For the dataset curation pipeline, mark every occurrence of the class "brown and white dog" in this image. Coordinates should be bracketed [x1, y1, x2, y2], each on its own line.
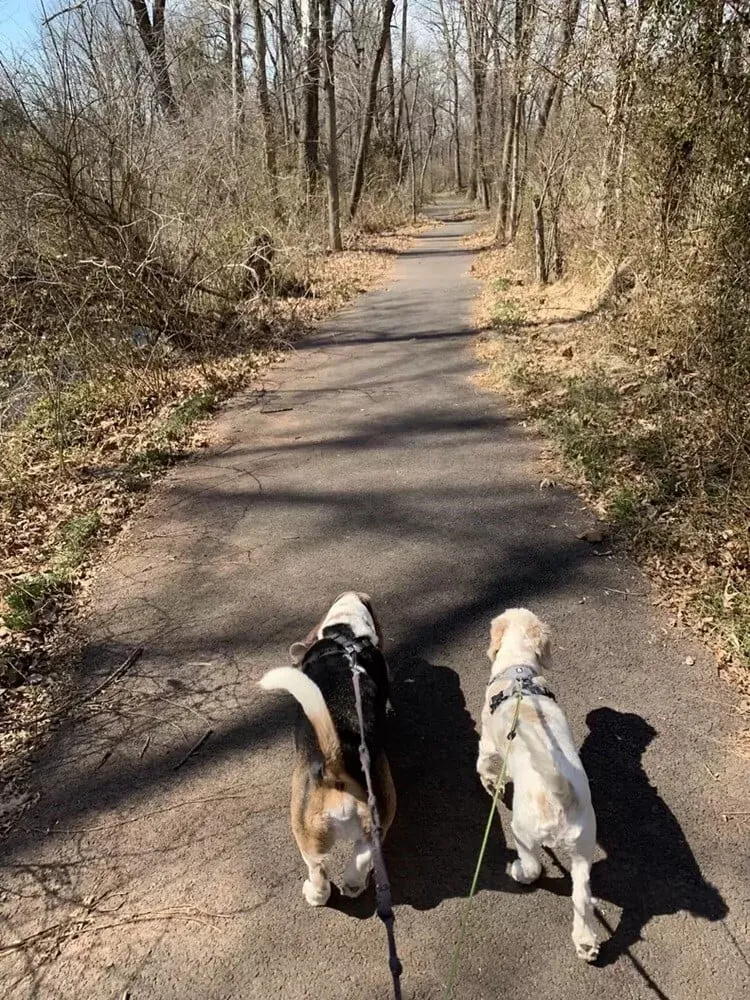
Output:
[477, 608, 600, 961]
[260, 592, 396, 906]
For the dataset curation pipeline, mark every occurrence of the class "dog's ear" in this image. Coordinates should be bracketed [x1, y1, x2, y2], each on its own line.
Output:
[289, 641, 308, 665]
[289, 620, 325, 666]
[487, 613, 508, 661]
[529, 616, 553, 668]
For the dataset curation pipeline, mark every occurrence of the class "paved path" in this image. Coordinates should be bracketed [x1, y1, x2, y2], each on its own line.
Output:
[2, 206, 748, 1000]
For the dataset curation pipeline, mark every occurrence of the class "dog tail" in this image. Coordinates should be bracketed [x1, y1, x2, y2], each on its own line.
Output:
[517, 728, 577, 807]
[259, 667, 342, 771]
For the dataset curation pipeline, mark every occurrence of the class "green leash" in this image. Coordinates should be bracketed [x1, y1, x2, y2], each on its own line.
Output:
[443, 689, 523, 999]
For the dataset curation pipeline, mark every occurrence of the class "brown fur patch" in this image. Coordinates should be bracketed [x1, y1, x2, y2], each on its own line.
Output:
[488, 614, 508, 660]
[289, 748, 395, 860]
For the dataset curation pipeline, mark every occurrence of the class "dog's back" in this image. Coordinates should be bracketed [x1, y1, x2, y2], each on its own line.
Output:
[296, 625, 389, 785]
[505, 699, 594, 843]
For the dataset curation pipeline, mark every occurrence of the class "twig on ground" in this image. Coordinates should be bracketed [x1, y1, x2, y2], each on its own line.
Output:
[173, 728, 213, 771]
[604, 588, 650, 597]
[57, 791, 258, 834]
[0, 905, 237, 955]
[0, 646, 143, 730]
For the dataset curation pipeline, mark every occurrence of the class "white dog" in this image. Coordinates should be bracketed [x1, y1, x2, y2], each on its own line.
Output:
[476, 608, 600, 961]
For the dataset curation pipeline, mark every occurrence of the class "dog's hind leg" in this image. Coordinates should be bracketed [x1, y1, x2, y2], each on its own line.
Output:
[341, 838, 373, 897]
[291, 767, 333, 907]
[510, 821, 543, 884]
[570, 847, 599, 961]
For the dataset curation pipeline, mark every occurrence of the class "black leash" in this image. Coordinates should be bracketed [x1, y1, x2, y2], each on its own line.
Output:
[348, 649, 403, 1000]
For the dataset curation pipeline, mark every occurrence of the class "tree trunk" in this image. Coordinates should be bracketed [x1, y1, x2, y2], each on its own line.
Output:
[451, 60, 462, 189]
[467, 139, 477, 201]
[395, 0, 408, 143]
[228, 0, 244, 156]
[348, 0, 396, 220]
[533, 194, 547, 284]
[419, 106, 438, 199]
[471, 66, 489, 209]
[384, 26, 396, 158]
[494, 88, 516, 241]
[320, 0, 342, 249]
[129, 0, 178, 117]
[275, 0, 292, 143]
[550, 205, 564, 278]
[250, 0, 280, 216]
[402, 83, 418, 222]
[506, 93, 523, 242]
[300, 0, 321, 196]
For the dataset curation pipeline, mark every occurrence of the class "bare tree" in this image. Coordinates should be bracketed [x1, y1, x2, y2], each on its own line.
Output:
[300, 0, 321, 195]
[348, 0, 397, 219]
[462, 0, 496, 208]
[320, 0, 342, 248]
[225, 0, 245, 155]
[250, 0, 280, 213]
[129, 0, 178, 116]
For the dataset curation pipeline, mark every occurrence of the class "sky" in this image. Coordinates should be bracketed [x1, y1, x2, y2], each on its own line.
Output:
[0, 0, 42, 55]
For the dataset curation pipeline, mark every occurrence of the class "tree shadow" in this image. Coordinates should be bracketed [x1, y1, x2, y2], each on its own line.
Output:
[580, 707, 728, 967]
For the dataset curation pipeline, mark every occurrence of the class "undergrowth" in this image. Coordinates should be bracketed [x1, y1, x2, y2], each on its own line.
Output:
[475, 245, 750, 696]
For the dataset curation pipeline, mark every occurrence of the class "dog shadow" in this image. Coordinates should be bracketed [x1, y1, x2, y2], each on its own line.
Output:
[384, 657, 516, 909]
[580, 707, 728, 966]
[331, 658, 582, 918]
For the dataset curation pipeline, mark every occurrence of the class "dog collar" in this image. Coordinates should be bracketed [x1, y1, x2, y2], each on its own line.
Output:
[488, 665, 556, 715]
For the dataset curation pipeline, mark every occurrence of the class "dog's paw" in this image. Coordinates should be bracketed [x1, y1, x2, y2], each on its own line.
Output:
[340, 879, 368, 898]
[303, 879, 331, 907]
[480, 774, 497, 798]
[574, 939, 599, 963]
[510, 859, 540, 884]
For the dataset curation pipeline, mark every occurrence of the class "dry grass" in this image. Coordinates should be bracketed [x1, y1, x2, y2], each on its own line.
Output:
[474, 243, 750, 733]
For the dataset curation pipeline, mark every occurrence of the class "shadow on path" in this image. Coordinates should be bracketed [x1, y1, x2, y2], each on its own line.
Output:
[581, 708, 728, 967]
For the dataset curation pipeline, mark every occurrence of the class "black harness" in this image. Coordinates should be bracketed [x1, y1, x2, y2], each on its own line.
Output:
[488, 665, 556, 715]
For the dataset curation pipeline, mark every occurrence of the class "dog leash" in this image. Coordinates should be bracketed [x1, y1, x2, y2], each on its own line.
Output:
[348, 650, 403, 1000]
[443, 685, 524, 999]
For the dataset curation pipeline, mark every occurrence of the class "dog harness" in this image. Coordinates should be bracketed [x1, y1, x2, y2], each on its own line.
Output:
[311, 629, 402, 999]
[488, 664, 556, 715]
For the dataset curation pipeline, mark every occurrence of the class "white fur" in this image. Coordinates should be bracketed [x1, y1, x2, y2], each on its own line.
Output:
[319, 591, 378, 643]
[477, 608, 600, 961]
[259, 666, 329, 718]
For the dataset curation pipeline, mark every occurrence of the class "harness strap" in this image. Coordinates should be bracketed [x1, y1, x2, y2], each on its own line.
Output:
[488, 665, 556, 715]
[348, 647, 403, 1000]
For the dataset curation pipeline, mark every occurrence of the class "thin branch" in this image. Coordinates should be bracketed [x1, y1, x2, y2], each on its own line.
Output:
[42, 1, 88, 27]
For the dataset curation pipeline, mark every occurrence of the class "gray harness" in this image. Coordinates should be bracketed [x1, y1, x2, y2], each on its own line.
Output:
[488, 664, 556, 715]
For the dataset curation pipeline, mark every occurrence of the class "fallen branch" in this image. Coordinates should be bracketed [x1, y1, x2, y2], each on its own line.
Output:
[0, 647, 143, 730]
[0, 905, 237, 955]
[173, 728, 213, 771]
